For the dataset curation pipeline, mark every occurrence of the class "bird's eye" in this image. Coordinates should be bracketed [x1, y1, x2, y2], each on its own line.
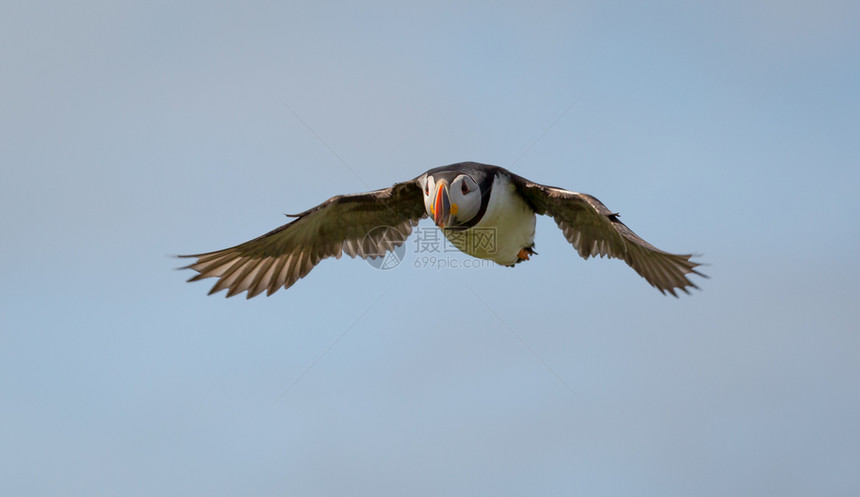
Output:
[425, 183, 430, 195]
[461, 182, 470, 194]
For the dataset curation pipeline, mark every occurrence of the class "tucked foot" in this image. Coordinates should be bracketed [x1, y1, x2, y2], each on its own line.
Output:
[516, 245, 537, 264]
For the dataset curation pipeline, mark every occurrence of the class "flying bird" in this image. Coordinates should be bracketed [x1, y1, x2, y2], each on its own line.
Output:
[180, 162, 705, 298]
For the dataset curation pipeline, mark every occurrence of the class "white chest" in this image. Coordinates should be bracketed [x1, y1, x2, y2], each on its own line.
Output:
[442, 174, 536, 265]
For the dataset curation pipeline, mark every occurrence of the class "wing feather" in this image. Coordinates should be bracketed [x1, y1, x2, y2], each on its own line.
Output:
[509, 172, 705, 296]
[180, 179, 426, 298]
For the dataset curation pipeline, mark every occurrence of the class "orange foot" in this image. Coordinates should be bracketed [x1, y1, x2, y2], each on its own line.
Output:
[517, 246, 537, 263]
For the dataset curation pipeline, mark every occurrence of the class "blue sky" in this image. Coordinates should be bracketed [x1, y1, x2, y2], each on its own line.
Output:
[2, 1, 859, 495]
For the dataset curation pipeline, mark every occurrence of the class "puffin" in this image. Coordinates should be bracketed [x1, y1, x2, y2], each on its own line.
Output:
[180, 162, 705, 298]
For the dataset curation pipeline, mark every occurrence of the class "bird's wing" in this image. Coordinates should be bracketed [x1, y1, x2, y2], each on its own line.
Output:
[179, 179, 426, 298]
[508, 172, 705, 296]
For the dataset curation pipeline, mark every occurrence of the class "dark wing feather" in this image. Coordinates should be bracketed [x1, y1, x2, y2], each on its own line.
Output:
[179, 179, 426, 298]
[509, 173, 705, 296]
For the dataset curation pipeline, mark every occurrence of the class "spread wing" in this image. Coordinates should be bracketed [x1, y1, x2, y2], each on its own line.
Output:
[509, 172, 705, 296]
[179, 179, 426, 298]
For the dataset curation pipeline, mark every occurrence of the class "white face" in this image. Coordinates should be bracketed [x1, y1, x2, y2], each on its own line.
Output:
[423, 174, 482, 227]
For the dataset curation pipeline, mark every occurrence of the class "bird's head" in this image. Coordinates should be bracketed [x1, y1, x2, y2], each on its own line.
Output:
[422, 172, 484, 228]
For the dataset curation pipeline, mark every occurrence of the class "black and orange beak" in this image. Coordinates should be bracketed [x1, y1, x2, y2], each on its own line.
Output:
[432, 181, 451, 227]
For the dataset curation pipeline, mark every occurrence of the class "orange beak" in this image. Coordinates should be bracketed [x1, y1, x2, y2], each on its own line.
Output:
[433, 181, 451, 227]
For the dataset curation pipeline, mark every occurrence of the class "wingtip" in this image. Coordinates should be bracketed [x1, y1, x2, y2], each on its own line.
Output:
[692, 263, 710, 275]
[173, 254, 195, 271]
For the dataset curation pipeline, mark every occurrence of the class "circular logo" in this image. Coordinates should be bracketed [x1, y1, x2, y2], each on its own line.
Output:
[363, 225, 407, 270]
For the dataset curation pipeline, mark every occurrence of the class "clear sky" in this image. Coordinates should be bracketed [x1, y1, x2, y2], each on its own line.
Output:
[2, 1, 859, 496]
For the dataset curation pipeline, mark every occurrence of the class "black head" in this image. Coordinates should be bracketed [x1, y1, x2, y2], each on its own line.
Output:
[420, 162, 500, 229]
